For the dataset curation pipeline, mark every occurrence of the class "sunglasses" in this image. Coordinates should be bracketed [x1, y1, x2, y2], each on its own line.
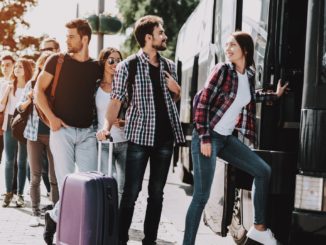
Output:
[107, 57, 121, 65]
[40, 47, 55, 52]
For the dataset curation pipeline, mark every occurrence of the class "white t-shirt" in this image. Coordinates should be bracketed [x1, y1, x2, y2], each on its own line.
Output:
[96, 87, 127, 143]
[213, 71, 251, 135]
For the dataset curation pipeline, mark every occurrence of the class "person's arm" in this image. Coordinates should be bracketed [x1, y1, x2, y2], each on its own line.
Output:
[195, 64, 227, 157]
[0, 82, 12, 112]
[256, 79, 289, 102]
[17, 82, 33, 113]
[34, 70, 67, 131]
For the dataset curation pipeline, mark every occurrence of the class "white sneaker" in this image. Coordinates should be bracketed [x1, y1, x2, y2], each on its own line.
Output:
[247, 226, 278, 245]
[28, 215, 40, 227]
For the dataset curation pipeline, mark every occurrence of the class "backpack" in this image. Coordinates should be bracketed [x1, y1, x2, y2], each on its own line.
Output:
[117, 55, 171, 119]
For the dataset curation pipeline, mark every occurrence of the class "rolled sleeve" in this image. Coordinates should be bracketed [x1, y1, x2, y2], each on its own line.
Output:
[111, 61, 128, 102]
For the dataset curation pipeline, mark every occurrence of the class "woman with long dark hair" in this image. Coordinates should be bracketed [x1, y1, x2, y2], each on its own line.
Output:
[0, 58, 33, 208]
[183, 31, 288, 245]
[96, 47, 127, 204]
[17, 52, 59, 226]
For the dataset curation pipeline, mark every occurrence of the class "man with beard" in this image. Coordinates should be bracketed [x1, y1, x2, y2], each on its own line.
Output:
[35, 18, 102, 245]
[97, 15, 185, 245]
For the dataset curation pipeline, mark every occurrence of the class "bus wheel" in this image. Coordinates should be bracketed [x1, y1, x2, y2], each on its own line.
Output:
[228, 190, 247, 245]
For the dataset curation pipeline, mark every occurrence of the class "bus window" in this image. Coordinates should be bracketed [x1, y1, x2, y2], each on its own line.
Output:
[321, 2, 326, 84]
[242, 0, 270, 89]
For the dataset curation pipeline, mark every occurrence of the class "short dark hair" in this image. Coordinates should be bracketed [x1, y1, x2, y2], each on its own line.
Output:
[42, 38, 60, 50]
[134, 15, 164, 48]
[65, 18, 92, 43]
[231, 31, 255, 68]
[0, 53, 15, 64]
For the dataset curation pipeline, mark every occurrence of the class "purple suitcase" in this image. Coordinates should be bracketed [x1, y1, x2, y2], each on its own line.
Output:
[56, 141, 118, 245]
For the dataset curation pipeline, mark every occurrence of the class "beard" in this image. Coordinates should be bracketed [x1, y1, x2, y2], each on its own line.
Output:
[152, 40, 167, 51]
[67, 43, 83, 53]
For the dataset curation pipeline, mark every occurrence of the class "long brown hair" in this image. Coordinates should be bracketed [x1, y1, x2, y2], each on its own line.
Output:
[231, 31, 255, 68]
[12, 58, 33, 95]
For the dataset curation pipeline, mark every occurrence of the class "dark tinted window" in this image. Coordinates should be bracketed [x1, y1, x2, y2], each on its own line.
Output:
[321, 2, 326, 84]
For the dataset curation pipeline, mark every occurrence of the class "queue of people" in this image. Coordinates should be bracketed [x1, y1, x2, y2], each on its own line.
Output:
[0, 15, 288, 245]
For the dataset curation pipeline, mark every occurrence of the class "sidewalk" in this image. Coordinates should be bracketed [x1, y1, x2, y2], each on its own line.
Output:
[0, 160, 235, 245]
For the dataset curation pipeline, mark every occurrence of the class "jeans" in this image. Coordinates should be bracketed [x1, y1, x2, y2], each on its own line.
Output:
[101, 141, 127, 204]
[4, 126, 27, 195]
[27, 135, 58, 215]
[48, 126, 97, 222]
[183, 129, 271, 245]
[119, 141, 174, 244]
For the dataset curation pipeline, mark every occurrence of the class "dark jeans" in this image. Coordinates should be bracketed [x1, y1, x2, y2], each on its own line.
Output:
[183, 129, 271, 245]
[119, 141, 174, 244]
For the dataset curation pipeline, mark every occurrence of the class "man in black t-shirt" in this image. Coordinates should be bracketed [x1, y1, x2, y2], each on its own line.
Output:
[35, 18, 102, 245]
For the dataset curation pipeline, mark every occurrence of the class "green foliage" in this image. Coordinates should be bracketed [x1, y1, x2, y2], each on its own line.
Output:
[117, 0, 199, 59]
[0, 0, 44, 59]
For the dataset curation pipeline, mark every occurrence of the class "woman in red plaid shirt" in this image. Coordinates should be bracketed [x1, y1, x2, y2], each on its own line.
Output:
[183, 31, 288, 245]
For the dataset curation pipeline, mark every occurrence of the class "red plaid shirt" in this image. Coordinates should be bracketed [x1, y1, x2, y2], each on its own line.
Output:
[194, 62, 277, 145]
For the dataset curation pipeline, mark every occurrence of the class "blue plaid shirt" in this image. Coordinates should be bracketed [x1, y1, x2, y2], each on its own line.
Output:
[111, 49, 185, 146]
[17, 81, 43, 141]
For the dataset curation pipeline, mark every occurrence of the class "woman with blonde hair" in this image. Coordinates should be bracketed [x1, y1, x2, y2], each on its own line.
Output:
[0, 58, 33, 208]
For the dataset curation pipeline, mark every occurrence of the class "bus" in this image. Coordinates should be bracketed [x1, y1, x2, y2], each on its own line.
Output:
[174, 0, 326, 244]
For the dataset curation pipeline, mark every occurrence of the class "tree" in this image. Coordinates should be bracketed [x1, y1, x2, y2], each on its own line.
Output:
[0, 0, 43, 59]
[117, 0, 199, 59]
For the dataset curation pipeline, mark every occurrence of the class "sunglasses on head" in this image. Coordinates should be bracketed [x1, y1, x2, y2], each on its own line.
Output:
[40, 47, 55, 52]
[107, 57, 121, 65]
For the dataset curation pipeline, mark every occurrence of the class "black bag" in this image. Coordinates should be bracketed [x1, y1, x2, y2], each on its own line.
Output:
[11, 104, 32, 144]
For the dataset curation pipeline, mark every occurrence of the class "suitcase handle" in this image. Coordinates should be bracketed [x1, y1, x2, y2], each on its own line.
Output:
[98, 137, 113, 177]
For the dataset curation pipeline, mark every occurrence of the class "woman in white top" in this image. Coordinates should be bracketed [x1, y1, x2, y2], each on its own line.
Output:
[96, 47, 127, 204]
[183, 32, 288, 245]
[0, 58, 33, 208]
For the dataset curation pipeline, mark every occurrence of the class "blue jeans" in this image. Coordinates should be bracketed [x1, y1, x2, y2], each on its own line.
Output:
[4, 126, 28, 194]
[183, 129, 271, 245]
[101, 141, 127, 204]
[119, 141, 174, 244]
[48, 126, 97, 222]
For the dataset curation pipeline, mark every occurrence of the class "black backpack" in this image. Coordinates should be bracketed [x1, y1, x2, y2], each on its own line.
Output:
[118, 55, 171, 119]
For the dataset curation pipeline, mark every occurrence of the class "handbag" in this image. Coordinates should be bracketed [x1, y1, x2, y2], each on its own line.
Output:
[35, 53, 64, 127]
[11, 104, 32, 143]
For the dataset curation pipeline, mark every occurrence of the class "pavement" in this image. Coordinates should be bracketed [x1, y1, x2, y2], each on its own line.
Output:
[0, 158, 235, 245]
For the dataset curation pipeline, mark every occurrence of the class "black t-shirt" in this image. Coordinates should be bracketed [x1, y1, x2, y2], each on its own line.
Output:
[149, 63, 173, 145]
[44, 54, 101, 128]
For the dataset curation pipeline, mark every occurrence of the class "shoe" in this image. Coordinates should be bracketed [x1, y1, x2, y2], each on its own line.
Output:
[28, 215, 41, 227]
[44, 212, 56, 245]
[2, 192, 13, 207]
[247, 226, 278, 245]
[41, 204, 54, 214]
[16, 194, 25, 207]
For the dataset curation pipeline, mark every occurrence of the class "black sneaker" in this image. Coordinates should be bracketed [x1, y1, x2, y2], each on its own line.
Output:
[43, 212, 56, 245]
[41, 204, 54, 214]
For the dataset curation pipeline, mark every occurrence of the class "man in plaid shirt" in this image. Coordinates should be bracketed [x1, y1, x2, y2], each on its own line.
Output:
[97, 15, 185, 245]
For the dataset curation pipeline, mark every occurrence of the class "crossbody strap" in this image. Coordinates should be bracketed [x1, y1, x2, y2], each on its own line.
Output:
[50, 53, 65, 98]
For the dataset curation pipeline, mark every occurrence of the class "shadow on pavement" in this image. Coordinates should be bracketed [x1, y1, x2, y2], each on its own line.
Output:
[129, 229, 176, 244]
